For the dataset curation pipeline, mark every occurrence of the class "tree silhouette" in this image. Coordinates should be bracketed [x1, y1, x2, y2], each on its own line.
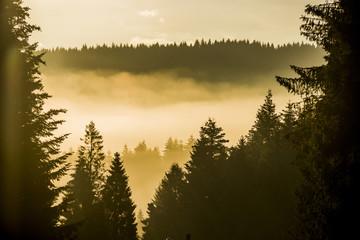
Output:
[143, 164, 186, 240]
[224, 93, 299, 239]
[182, 118, 229, 239]
[0, 1, 70, 239]
[276, 0, 360, 238]
[102, 152, 137, 240]
[246, 89, 280, 163]
[63, 121, 106, 239]
[163, 137, 189, 166]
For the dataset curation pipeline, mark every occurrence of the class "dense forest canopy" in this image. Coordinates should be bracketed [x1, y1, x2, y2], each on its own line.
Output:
[41, 40, 324, 84]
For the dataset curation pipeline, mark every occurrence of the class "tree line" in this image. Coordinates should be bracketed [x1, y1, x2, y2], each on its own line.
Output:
[41, 38, 324, 84]
[1, 0, 359, 239]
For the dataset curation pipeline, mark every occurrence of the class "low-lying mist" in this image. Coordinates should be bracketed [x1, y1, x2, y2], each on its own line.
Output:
[43, 69, 299, 149]
[45, 69, 300, 213]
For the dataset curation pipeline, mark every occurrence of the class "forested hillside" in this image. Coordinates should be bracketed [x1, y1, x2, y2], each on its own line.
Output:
[41, 40, 324, 84]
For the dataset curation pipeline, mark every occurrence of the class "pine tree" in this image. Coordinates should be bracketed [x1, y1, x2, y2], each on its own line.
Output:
[63, 121, 106, 239]
[102, 152, 137, 240]
[143, 164, 186, 240]
[182, 118, 229, 239]
[0, 1, 70, 238]
[225, 96, 298, 239]
[163, 137, 188, 165]
[186, 119, 228, 174]
[247, 90, 280, 145]
[276, 0, 360, 238]
[246, 90, 280, 163]
[280, 102, 297, 137]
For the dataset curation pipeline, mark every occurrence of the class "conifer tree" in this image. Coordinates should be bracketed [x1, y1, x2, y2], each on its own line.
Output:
[276, 0, 360, 238]
[182, 118, 229, 239]
[247, 90, 280, 145]
[163, 137, 188, 165]
[280, 102, 297, 137]
[143, 164, 186, 240]
[63, 121, 106, 239]
[0, 1, 70, 238]
[246, 90, 280, 163]
[225, 96, 298, 239]
[186, 119, 228, 174]
[102, 152, 137, 240]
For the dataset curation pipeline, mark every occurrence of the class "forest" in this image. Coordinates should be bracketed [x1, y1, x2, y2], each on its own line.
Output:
[1, 0, 360, 240]
[41, 39, 324, 84]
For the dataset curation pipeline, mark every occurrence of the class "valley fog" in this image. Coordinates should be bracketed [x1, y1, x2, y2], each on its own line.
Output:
[43, 70, 298, 212]
[43, 70, 298, 152]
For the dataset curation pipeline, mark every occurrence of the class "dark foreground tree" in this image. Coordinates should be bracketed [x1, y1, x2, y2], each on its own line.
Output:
[276, 0, 360, 238]
[225, 94, 299, 240]
[142, 163, 185, 240]
[182, 119, 229, 239]
[63, 121, 106, 239]
[0, 1, 70, 239]
[102, 152, 137, 240]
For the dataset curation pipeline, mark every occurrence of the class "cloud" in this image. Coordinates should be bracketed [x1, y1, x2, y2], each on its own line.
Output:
[129, 36, 171, 46]
[159, 17, 165, 23]
[138, 9, 158, 17]
[36, 42, 46, 50]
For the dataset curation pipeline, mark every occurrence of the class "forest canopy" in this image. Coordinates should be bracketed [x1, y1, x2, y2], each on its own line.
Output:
[40, 40, 324, 84]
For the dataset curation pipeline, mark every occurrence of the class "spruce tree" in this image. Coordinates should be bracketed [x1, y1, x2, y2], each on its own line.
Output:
[225, 95, 298, 239]
[246, 90, 280, 163]
[276, 0, 360, 238]
[163, 137, 188, 165]
[182, 118, 229, 239]
[63, 121, 106, 239]
[102, 152, 137, 240]
[247, 90, 280, 145]
[186, 119, 228, 175]
[0, 1, 70, 238]
[142, 164, 186, 240]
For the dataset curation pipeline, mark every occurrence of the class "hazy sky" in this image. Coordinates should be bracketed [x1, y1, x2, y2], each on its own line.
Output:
[27, 0, 322, 48]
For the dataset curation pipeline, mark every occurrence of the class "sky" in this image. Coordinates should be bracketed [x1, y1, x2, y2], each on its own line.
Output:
[27, 0, 323, 49]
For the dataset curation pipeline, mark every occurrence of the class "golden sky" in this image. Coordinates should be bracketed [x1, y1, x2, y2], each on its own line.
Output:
[27, 0, 323, 48]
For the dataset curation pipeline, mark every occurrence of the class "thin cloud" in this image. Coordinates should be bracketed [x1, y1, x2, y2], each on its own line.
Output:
[129, 36, 171, 46]
[138, 9, 158, 17]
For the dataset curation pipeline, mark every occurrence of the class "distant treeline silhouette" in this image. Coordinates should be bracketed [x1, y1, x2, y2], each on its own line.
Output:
[41, 40, 324, 84]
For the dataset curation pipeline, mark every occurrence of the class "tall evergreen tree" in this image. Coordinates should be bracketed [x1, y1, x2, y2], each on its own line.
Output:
[0, 1, 70, 238]
[63, 121, 106, 239]
[247, 90, 280, 144]
[182, 118, 229, 239]
[276, 0, 360, 238]
[246, 90, 280, 163]
[102, 152, 137, 240]
[142, 164, 186, 240]
[225, 94, 298, 239]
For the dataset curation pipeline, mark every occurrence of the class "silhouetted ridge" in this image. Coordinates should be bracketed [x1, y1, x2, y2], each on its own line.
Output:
[41, 39, 324, 83]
